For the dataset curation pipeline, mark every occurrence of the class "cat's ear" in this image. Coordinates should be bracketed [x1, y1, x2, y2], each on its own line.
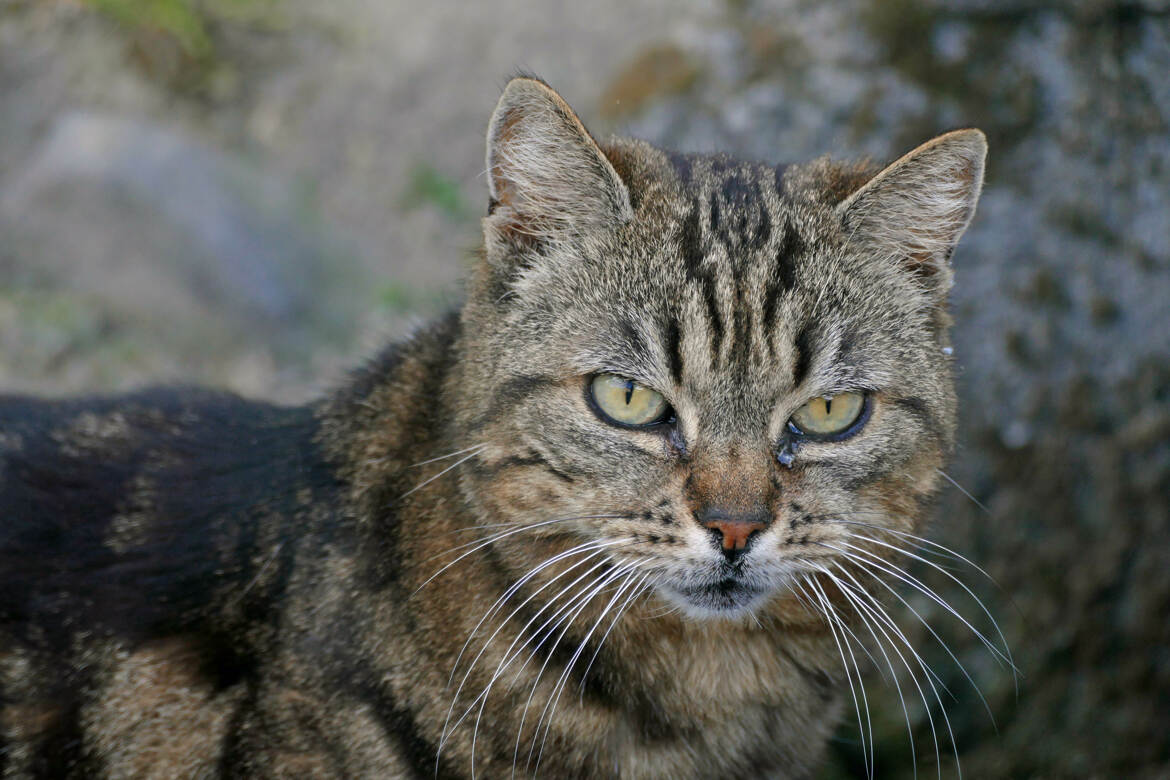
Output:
[484, 77, 632, 253]
[837, 129, 986, 296]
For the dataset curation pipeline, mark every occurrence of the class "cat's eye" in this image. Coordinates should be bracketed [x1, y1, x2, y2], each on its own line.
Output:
[589, 374, 671, 427]
[788, 392, 868, 439]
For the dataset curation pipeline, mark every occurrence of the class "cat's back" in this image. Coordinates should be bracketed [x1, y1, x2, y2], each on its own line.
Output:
[0, 388, 336, 778]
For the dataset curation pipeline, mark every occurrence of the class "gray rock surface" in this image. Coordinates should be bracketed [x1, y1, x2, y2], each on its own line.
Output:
[1, 0, 1167, 775]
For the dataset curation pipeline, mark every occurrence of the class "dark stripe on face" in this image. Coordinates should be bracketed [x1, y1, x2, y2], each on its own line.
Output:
[664, 317, 684, 384]
[792, 324, 815, 387]
[747, 194, 771, 251]
[618, 316, 652, 366]
[763, 220, 803, 356]
[733, 276, 753, 371]
[773, 220, 804, 296]
[475, 450, 577, 484]
[473, 374, 557, 431]
[893, 396, 942, 442]
[678, 201, 724, 362]
[709, 173, 771, 254]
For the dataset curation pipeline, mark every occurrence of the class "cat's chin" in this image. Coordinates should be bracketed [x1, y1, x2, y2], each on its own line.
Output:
[657, 578, 775, 622]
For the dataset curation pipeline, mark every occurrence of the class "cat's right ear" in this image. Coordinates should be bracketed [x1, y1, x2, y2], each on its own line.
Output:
[484, 77, 632, 256]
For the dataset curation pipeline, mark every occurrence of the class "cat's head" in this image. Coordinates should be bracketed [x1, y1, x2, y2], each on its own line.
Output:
[451, 77, 984, 620]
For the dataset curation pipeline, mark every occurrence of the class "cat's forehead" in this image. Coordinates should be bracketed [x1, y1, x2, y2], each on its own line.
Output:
[535, 153, 882, 427]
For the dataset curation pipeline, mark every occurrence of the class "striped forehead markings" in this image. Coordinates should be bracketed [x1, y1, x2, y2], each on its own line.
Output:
[669, 154, 804, 376]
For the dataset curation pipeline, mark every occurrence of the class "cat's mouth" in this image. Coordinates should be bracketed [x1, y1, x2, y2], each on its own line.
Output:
[660, 574, 772, 619]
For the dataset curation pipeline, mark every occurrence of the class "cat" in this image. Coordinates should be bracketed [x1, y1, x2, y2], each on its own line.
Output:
[0, 75, 990, 778]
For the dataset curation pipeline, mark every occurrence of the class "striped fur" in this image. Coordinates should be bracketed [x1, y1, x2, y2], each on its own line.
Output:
[0, 77, 986, 778]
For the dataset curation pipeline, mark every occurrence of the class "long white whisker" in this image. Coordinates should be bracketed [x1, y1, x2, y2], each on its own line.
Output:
[818, 562, 918, 780]
[512, 561, 638, 778]
[799, 576, 873, 778]
[576, 572, 657, 704]
[409, 442, 488, 469]
[412, 514, 627, 595]
[806, 559, 940, 779]
[440, 545, 620, 764]
[461, 558, 626, 778]
[439, 550, 622, 760]
[833, 540, 1015, 672]
[935, 467, 991, 515]
[448, 541, 614, 688]
[531, 563, 646, 776]
[812, 552, 963, 779]
[824, 547, 998, 730]
[400, 447, 484, 499]
[832, 515, 1000, 585]
[841, 532, 1017, 682]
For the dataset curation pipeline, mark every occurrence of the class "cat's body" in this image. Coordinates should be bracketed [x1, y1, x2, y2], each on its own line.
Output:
[0, 78, 987, 778]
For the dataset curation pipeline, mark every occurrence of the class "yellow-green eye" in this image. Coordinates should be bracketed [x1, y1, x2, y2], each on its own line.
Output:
[789, 392, 868, 438]
[589, 374, 670, 427]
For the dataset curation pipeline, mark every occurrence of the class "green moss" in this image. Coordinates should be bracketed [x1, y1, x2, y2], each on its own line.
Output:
[81, 0, 283, 93]
[88, 0, 212, 57]
[402, 163, 469, 221]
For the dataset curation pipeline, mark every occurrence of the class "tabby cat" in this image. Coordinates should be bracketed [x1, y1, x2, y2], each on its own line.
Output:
[0, 76, 990, 778]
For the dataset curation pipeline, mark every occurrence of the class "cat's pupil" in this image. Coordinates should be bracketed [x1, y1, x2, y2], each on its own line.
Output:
[825, 397, 833, 415]
[624, 380, 634, 405]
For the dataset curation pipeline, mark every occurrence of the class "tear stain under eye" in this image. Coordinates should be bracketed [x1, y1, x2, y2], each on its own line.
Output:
[777, 439, 798, 468]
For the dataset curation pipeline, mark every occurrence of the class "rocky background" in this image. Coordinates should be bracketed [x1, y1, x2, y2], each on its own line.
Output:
[1, 0, 1167, 776]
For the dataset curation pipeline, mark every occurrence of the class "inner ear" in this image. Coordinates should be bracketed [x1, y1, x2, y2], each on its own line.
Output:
[484, 77, 632, 255]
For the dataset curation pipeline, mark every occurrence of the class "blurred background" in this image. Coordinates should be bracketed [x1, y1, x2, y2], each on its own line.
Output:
[1, 0, 1167, 775]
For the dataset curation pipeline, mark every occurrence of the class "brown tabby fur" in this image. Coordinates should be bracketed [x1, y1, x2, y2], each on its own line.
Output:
[0, 76, 986, 778]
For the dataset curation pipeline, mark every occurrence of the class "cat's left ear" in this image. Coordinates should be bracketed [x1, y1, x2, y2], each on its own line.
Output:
[837, 129, 986, 297]
[484, 77, 633, 254]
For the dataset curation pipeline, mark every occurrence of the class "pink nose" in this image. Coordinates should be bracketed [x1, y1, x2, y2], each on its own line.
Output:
[703, 517, 768, 551]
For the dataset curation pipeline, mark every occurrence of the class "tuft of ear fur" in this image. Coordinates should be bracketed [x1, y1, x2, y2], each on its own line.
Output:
[837, 129, 987, 297]
[484, 77, 632, 255]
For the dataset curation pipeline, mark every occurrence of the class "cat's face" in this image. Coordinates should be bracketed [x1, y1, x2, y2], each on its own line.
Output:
[453, 78, 982, 620]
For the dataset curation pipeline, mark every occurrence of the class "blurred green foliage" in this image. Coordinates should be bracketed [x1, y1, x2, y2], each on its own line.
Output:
[82, 0, 282, 85]
[402, 163, 469, 220]
[87, 0, 213, 58]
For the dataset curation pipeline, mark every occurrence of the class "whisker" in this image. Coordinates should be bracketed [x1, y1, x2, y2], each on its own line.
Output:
[935, 468, 991, 515]
[400, 447, 484, 499]
[834, 539, 1015, 674]
[576, 572, 657, 703]
[818, 562, 918, 780]
[409, 442, 488, 469]
[804, 560, 942, 779]
[798, 576, 873, 779]
[829, 552, 998, 732]
[512, 560, 640, 778]
[413, 514, 628, 595]
[452, 557, 624, 776]
[531, 563, 647, 776]
[832, 516, 998, 584]
[439, 548, 625, 761]
[447, 540, 615, 690]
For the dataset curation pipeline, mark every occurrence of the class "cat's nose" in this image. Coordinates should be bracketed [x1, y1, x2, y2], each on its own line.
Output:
[700, 507, 770, 560]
